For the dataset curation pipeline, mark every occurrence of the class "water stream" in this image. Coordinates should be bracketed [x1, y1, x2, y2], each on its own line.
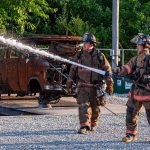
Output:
[0, 36, 107, 76]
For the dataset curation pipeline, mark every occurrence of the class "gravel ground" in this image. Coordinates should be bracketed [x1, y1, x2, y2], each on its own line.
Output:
[0, 114, 150, 149]
[106, 93, 128, 105]
[0, 94, 150, 150]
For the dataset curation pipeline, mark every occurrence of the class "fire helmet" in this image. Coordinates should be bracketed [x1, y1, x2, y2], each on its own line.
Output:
[82, 33, 96, 44]
[130, 33, 150, 47]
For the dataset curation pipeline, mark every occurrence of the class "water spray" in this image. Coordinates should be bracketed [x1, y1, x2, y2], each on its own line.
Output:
[0, 36, 108, 76]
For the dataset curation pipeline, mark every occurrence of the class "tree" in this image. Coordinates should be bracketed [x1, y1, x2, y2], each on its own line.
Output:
[54, 2, 94, 36]
[51, 0, 112, 47]
[120, 0, 150, 48]
[0, 0, 149, 49]
[0, 0, 56, 35]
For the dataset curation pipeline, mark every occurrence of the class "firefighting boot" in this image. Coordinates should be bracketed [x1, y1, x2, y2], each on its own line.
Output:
[122, 133, 137, 142]
[78, 126, 91, 134]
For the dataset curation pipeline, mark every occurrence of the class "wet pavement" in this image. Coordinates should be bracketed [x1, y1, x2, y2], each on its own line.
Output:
[0, 96, 128, 115]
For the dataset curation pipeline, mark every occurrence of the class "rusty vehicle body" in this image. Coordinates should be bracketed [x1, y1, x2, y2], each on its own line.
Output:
[0, 35, 82, 107]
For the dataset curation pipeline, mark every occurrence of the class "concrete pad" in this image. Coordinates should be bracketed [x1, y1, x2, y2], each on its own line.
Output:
[0, 96, 145, 116]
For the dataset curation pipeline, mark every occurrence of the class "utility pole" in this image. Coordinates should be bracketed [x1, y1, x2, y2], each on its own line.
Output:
[112, 0, 119, 68]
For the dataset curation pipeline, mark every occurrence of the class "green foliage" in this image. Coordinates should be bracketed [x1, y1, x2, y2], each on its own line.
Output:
[120, 0, 150, 48]
[0, 0, 149, 49]
[67, 16, 95, 35]
[0, 8, 9, 33]
[54, 2, 95, 35]
[0, 0, 54, 35]
[51, 0, 112, 47]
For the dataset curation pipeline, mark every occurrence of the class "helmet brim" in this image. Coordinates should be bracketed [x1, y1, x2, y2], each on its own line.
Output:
[130, 35, 143, 45]
[131, 33, 150, 45]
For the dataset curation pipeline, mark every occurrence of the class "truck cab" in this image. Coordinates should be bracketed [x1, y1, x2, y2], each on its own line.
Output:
[0, 35, 81, 108]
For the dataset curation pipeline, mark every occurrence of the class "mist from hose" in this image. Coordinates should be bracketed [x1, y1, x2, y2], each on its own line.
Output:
[0, 36, 106, 76]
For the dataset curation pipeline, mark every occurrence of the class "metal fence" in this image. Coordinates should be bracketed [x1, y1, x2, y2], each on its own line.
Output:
[97, 48, 137, 66]
[0, 45, 137, 67]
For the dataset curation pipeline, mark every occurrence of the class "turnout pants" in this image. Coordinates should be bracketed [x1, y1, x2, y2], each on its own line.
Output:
[126, 97, 150, 135]
[77, 87, 101, 127]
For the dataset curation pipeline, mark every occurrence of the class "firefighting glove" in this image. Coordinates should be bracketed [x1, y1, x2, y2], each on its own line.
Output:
[66, 81, 72, 93]
[106, 78, 114, 95]
[99, 97, 106, 106]
[113, 67, 121, 74]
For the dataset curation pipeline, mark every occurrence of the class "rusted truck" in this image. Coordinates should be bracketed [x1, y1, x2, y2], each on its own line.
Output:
[0, 35, 82, 108]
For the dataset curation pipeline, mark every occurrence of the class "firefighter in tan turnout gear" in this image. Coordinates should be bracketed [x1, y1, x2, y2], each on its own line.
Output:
[114, 33, 150, 142]
[66, 33, 113, 134]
